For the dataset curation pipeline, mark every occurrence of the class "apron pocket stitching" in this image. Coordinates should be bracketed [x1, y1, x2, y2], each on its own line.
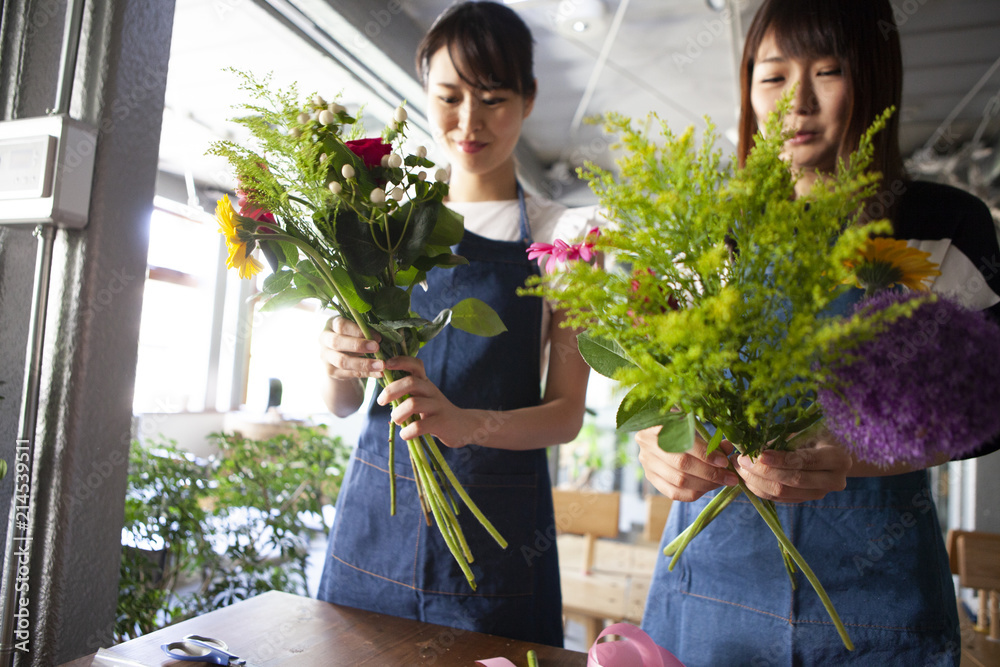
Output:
[330, 554, 417, 589]
[355, 453, 416, 481]
[682, 591, 793, 622]
[415, 586, 534, 598]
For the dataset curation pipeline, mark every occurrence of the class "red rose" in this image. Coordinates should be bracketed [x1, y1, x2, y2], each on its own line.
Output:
[236, 188, 276, 224]
[345, 138, 392, 169]
[237, 167, 276, 224]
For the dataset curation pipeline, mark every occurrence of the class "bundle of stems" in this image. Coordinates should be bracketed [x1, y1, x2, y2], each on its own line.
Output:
[662, 417, 853, 651]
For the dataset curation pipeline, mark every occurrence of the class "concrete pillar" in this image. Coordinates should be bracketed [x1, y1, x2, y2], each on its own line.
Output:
[0, 0, 174, 663]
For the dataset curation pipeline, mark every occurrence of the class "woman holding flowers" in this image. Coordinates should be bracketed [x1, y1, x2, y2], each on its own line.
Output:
[315, 1, 593, 647]
[637, 0, 1000, 664]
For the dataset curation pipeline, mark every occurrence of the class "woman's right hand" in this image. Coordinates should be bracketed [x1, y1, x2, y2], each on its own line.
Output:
[318, 316, 384, 381]
[636, 426, 740, 502]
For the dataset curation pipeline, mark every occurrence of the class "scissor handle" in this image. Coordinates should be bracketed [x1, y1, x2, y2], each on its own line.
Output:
[183, 635, 228, 651]
[161, 639, 240, 665]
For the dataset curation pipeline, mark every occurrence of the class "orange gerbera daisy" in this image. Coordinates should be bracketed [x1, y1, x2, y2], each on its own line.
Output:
[216, 196, 263, 279]
[845, 237, 940, 294]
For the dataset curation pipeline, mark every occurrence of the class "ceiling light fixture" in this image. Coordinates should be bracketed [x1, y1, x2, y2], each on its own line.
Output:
[706, 0, 728, 11]
[554, 0, 607, 36]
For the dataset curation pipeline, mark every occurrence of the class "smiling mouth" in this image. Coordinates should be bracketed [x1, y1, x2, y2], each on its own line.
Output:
[457, 141, 487, 154]
[789, 131, 819, 145]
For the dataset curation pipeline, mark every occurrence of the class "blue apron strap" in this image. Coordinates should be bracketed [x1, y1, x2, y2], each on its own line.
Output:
[516, 182, 532, 244]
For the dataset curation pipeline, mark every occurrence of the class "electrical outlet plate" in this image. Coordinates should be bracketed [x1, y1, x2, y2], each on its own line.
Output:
[0, 115, 97, 228]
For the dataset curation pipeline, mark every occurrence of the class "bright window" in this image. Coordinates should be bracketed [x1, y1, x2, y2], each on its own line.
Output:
[133, 203, 225, 414]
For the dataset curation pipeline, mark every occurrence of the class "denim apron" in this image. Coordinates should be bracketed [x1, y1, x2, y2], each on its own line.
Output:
[317, 188, 564, 647]
[642, 472, 960, 666]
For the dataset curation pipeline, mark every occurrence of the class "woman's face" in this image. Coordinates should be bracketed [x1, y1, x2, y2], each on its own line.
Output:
[750, 31, 850, 174]
[425, 47, 534, 181]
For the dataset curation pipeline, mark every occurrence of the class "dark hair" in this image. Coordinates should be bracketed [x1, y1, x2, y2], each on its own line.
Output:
[737, 0, 904, 195]
[416, 1, 537, 99]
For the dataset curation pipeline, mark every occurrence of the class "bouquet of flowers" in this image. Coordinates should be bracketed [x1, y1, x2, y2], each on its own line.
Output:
[523, 99, 1000, 649]
[208, 73, 508, 589]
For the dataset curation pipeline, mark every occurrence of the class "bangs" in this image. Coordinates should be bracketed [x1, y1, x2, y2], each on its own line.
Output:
[447, 31, 521, 93]
[764, 3, 844, 63]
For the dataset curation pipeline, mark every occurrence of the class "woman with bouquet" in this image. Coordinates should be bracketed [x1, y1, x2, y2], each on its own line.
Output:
[637, 0, 1000, 663]
[315, 1, 593, 647]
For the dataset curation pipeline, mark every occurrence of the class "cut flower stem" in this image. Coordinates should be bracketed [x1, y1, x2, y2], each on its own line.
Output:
[737, 475, 854, 651]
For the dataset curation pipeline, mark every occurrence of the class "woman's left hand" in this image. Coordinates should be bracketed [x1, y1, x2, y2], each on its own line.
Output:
[735, 435, 853, 503]
[376, 356, 476, 448]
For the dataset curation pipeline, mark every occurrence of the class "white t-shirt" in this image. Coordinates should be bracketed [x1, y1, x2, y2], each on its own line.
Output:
[445, 195, 598, 371]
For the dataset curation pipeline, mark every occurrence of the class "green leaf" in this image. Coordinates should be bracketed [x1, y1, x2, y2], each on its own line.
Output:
[322, 136, 376, 191]
[577, 332, 636, 379]
[704, 426, 726, 455]
[279, 240, 300, 266]
[379, 317, 431, 330]
[372, 286, 410, 321]
[404, 155, 434, 168]
[259, 288, 312, 313]
[333, 208, 389, 276]
[412, 252, 468, 271]
[389, 200, 438, 268]
[450, 298, 507, 337]
[369, 321, 404, 344]
[329, 265, 371, 313]
[427, 204, 464, 247]
[657, 413, 696, 453]
[616, 387, 671, 432]
[417, 309, 452, 343]
[393, 266, 427, 288]
[262, 270, 294, 294]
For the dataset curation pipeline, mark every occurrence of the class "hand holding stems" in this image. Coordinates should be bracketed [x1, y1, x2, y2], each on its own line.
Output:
[321, 320, 494, 449]
[377, 356, 487, 449]
[735, 439, 852, 502]
[635, 419, 856, 651]
[635, 423, 852, 503]
[318, 316, 507, 590]
[636, 427, 739, 502]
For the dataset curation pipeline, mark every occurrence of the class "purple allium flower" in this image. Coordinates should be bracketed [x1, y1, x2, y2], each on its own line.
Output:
[818, 290, 1000, 467]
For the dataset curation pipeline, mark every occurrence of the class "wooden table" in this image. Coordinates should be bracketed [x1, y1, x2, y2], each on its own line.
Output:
[58, 591, 587, 667]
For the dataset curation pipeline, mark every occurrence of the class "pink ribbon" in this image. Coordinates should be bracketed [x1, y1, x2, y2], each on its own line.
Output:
[476, 623, 684, 667]
[587, 623, 686, 667]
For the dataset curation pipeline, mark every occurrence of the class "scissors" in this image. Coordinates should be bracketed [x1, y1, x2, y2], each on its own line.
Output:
[160, 634, 247, 665]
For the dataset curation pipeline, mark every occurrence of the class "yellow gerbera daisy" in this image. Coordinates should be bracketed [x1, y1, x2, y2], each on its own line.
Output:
[216, 197, 263, 279]
[845, 237, 940, 293]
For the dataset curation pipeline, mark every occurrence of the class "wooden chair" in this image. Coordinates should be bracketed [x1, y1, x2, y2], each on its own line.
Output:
[641, 494, 673, 544]
[552, 488, 621, 646]
[947, 529, 1000, 638]
[552, 487, 621, 573]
